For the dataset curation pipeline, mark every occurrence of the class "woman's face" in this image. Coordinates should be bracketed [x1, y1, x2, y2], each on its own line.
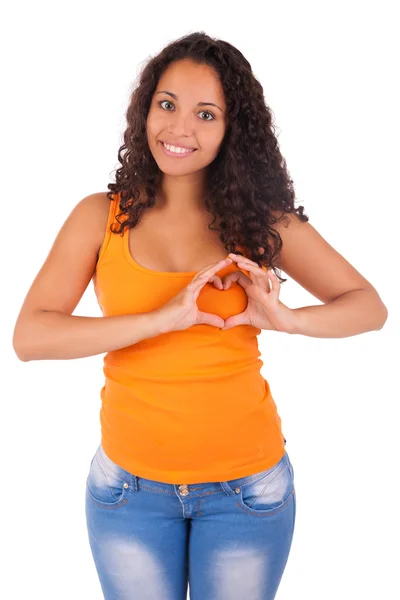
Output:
[146, 59, 227, 176]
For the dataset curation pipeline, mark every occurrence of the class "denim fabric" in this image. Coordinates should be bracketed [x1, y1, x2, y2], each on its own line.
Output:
[85, 441, 296, 599]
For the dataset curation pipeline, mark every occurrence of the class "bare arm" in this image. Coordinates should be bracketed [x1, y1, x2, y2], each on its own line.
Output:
[272, 211, 388, 337]
[291, 288, 387, 338]
[12, 192, 163, 362]
[13, 311, 162, 361]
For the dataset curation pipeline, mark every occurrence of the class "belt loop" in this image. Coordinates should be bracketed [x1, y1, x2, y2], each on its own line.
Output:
[130, 473, 138, 491]
[220, 481, 236, 496]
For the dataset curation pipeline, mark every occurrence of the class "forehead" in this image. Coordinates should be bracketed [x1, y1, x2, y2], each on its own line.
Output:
[156, 60, 225, 105]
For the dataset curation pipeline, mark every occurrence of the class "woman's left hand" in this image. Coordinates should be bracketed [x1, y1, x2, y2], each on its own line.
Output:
[219, 253, 300, 333]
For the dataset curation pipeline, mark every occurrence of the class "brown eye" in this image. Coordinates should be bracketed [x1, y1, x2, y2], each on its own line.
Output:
[158, 100, 215, 122]
[159, 100, 174, 111]
[199, 110, 215, 121]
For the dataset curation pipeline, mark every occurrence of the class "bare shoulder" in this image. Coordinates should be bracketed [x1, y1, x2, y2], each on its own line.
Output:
[270, 210, 375, 303]
[77, 191, 113, 250]
[65, 191, 115, 260]
[13, 191, 114, 321]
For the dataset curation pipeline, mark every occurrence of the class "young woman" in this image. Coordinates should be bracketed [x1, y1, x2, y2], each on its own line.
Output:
[13, 32, 387, 600]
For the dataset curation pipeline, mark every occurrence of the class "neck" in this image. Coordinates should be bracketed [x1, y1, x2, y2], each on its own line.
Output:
[156, 172, 207, 214]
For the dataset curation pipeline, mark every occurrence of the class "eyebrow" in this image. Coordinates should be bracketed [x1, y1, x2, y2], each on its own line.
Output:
[155, 90, 223, 112]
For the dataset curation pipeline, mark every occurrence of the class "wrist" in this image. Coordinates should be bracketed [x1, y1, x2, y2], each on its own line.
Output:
[288, 308, 305, 335]
[148, 308, 169, 336]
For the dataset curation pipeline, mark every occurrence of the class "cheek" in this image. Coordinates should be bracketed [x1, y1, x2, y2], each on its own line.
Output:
[146, 116, 156, 140]
[146, 109, 164, 137]
[201, 127, 225, 156]
[207, 120, 225, 141]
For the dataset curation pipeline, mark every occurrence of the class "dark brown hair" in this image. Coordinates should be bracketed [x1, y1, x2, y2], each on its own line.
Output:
[107, 31, 309, 283]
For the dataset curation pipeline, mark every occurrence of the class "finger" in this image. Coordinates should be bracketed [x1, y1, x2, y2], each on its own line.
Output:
[228, 254, 269, 280]
[222, 311, 248, 330]
[189, 274, 212, 301]
[192, 258, 227, 281]
[191, 258, 231, 291]
[235, 260, 268, 290]
[220, 271, 239, 290]
[266, 269, 280, 300]
[220, 270, 251, 290]
[189, 274, 227, 303]
[228, 253, 259, 268]
[196, 310, 225, 328]
[209, 275, 224, 289]
[197, 257, 232, 278]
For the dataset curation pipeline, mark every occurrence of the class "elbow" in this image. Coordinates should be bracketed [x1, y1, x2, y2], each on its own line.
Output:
[376, 305, 389, 330]
[383, 304, 389, 325]
[362, 287, 389, 331]
[16, 354, 31, 362]
[12, 330, 32, 362]
[12, 340, 30, 362]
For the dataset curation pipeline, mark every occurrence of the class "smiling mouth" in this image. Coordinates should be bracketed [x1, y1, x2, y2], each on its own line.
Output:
[159, 141, 198, 157]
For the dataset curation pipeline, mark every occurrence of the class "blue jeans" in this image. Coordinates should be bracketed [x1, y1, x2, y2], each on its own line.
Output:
[85, 441, 296, 599]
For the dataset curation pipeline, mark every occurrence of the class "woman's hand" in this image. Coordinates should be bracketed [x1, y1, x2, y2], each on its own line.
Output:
[219, 253, 300, 333]
[152, 257, 234, 334]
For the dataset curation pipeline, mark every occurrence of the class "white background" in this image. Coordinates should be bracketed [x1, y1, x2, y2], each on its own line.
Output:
[2, 1, 398, 598]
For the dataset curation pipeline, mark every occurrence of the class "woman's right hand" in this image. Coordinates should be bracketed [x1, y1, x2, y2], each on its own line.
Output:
[153, 257, 233, 334]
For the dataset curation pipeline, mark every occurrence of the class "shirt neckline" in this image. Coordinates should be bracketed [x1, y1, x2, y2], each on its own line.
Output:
[123, 225, 198, 278]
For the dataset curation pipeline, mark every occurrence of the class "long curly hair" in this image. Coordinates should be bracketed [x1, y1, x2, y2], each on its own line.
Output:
[106, 31, 309, 283]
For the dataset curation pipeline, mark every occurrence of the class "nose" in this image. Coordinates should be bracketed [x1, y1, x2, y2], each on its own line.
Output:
[167, 111, 195, 138]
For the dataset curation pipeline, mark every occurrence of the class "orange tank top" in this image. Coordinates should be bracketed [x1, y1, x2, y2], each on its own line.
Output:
[92, 191, 286, 484]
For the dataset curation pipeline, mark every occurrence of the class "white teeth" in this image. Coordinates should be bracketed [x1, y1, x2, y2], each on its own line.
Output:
[163, 142, 194, 154]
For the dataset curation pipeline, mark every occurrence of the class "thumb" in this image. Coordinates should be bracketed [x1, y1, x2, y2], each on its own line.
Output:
[196, 310, 225, 328]
[222, 311, 248, 330]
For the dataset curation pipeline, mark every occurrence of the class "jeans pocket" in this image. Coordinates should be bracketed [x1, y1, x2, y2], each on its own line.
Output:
[237, 453, 295, 516]
[86, 445, 131, 509]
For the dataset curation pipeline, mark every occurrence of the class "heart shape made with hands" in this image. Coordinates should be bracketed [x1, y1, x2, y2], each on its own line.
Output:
[211, 253, 266, 292]
[204, 253, 297, 333]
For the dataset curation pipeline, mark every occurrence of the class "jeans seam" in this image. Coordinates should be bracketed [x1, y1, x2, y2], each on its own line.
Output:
[244, 461, 288, 508]
[94, 454, 125, 501]
[96, 450, 129, 487]
[237, 454, 287, 492]
[86, 484, 128, 509]
[237, 486, 295, 517]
